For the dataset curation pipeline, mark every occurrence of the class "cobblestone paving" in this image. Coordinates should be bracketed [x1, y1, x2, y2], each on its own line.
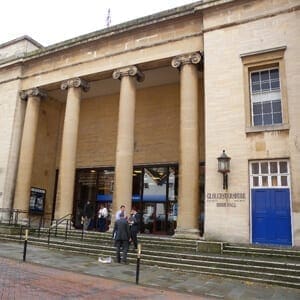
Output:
[0, 257, 207, 299]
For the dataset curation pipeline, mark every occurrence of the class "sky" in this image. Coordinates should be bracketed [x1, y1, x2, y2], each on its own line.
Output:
[1, 0, 199, 46]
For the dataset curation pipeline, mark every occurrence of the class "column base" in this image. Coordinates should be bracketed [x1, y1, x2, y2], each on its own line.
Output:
[173, 228, 200, 239]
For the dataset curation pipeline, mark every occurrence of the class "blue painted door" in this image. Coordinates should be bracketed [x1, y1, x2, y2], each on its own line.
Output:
[252, 188, 292, 246]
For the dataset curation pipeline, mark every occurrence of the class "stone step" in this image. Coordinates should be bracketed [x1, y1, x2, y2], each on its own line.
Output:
[4, 230, 300, 271]
[4, 235, 298, 289]
[3, 234, 299, 277]
[1, 227, 300, 289]
[223, 243, 300, 261]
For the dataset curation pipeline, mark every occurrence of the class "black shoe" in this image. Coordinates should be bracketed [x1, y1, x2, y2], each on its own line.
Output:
[122, 261, 129, 265]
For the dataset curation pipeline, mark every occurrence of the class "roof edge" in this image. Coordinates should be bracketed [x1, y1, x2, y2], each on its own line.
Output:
[0, 35, 43, 50]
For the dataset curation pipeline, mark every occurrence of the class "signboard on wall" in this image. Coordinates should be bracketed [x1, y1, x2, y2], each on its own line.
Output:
[29, 187, 46, 213]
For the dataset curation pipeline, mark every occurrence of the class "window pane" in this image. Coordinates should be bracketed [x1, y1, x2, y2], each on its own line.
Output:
[281, 176, 288, 186]
[252, 163, 259, 174]
[261, 70, 269, 81]
[263, 114, 272, 125]
[270, 162, 278, 173]
[253, 103, 262, 114]
[261, 82, 270, 91]
[251, 72, 260, 83]
[262, 176, 268, 186]
[271, 176, 278, 186]
[279, 161, 288, 173]
[252, 83, 261, 93]
[272, 100, 282, 113]
[253, 115, 263, 126]
[271, 80, 280, 90]
[261, 162, 268, 174]
[263, 102, 271, 113]
[253, 177, 259, 187]
[270, 69, 279, 79]
[273, 113, 282, 124]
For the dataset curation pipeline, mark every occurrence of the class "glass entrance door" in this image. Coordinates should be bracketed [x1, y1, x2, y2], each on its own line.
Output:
[133, 165, 178, 235]
[73, 165, 178, 234]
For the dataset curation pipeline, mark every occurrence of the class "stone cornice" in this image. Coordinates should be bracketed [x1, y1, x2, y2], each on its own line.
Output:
[19, 88, 47, 101]
[171, 52, 202, 70]
[112, 66, 145, 82]
[61, 77, 90, 92]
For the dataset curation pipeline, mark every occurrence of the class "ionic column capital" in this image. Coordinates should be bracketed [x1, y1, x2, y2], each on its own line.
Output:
[61, 77, 90, 92]
[171, 52, 202, 70]
[112, 66, 145, 82]
[20, 88, 47, 101]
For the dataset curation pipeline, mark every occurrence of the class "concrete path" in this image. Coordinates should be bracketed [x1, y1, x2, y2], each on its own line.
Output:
[0, 241, 299, 299]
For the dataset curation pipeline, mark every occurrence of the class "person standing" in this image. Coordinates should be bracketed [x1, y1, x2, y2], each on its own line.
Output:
[113, 213, 131, 264]
[129, 207, 140, 250]
[82, 200, 93, 231]
[98, 204, 108, 232]
[115, 205, 126, 220]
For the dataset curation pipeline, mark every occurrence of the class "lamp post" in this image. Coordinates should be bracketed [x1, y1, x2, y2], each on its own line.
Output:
[217, 150, 231, 190]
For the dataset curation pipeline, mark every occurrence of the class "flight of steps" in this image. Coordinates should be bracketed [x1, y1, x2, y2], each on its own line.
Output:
[0, 224, 299, 289]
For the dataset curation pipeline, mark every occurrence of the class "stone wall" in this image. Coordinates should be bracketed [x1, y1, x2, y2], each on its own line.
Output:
[203, 0, 300, 244]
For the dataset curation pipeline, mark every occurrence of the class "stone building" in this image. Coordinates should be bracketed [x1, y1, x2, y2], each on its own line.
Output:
[0, 0, 299, 246]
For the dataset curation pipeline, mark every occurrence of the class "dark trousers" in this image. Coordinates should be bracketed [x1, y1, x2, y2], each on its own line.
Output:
[130, 226, 138, 249]
[115, 240, 129, 263]
[98, 217, 106, 232]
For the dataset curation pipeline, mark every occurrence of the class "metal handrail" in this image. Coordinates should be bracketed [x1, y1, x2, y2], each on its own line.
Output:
[0, 208, 52, 239]
[47, 214, 72, 245]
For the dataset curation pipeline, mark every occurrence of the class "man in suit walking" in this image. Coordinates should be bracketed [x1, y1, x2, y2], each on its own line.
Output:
[113, 212, 131, 264]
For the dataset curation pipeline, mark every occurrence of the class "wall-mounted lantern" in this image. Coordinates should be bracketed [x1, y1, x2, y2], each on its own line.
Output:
[217, 150, 231, 190]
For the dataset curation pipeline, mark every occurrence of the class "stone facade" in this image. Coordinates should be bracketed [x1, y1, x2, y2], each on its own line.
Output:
[0, 0, 299, 246]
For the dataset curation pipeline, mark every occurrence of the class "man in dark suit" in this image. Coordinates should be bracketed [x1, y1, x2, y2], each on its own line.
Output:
[113, 213, 131, 264]
[129, 207, 141, 250]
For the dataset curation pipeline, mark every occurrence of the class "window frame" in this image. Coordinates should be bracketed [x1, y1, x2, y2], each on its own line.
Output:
[241, 46, 289, 133]
[249, 159, 290, 189]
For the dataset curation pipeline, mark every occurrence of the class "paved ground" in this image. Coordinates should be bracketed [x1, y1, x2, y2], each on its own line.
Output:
[0, 241, 299, 299]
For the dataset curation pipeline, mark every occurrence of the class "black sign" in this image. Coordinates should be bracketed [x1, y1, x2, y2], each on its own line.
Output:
[29, 187, 46, 213]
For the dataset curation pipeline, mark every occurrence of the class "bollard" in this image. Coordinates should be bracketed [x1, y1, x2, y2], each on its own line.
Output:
[135, 243, 142, 284]
[81, 217, 84, 240]
[23, 229, 28, 262]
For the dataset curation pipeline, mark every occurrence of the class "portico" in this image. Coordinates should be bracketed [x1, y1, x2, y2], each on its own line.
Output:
[12, 7, 205, 237]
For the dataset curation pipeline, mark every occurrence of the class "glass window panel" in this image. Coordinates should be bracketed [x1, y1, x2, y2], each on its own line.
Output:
[262, 176, 268, 186]
[253, 103, 262, 114]
[261, 82, 270, 91]
[253, 177, 259, 187]
[143, 167, 167, 202]
[270, 162, 278, 173]
[279, 161, 288, 173]
[253, 114, 262, 126]
[262, 102, 271, 113]
[261, 162, 268, 174]
[271, 80, 280, 90]
[281, 176, 288, 186]
[251, 83, 261, 93]
[97, 169, 115, 197]
[271, 176, 278, 186]
[272, 100, 282, 113]
[251, 72, 260, 83]
[261, 70, 269, 81]
[273, 113, 282, 124]
[251, 163, 259, 174]
[168, 167, 177, 201]
[270, 68, 279, 79]
[263, 113, 273, 125]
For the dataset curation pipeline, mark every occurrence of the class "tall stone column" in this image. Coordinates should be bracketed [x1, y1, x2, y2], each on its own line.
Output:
[172, 52, 202, 238]
[56, 78, 89, 219]
[14, 88, 46, 214]
[112, 66, 144, 222]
